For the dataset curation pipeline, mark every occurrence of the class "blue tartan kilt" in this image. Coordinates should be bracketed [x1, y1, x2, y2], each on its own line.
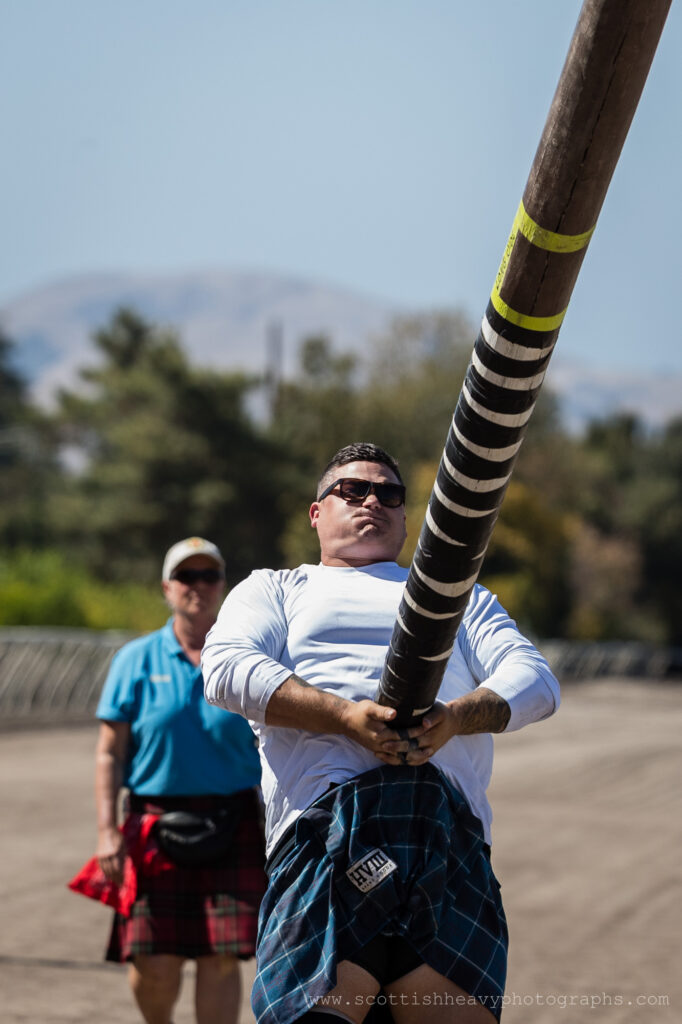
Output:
[253, 763, 508, 1024]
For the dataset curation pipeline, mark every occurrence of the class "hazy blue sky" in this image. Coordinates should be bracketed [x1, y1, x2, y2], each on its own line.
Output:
[2, 1, 680, 374]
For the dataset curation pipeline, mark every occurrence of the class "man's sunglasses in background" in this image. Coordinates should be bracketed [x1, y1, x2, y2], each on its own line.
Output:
[171, 568, 224, 585]
[318, 477, 406, 508]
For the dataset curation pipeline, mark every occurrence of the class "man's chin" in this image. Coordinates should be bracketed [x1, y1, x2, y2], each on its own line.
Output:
[355, 518, 385, 532]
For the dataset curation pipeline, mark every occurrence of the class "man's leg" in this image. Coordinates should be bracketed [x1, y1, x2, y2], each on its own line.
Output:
[194, 953, 242, 1024]
[385, 964, 497, 1024]
[312, 956, 498, 1024]
[128, 954, 184, 1024]
[308, 959, 382, 1024]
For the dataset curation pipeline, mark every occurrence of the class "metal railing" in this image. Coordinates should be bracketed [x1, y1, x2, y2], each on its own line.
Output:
[0, 627, 679, 730]
[0, 627, 134, 728]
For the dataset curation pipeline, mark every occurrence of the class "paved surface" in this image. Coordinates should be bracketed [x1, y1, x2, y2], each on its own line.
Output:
[0, 679, 680, 1022]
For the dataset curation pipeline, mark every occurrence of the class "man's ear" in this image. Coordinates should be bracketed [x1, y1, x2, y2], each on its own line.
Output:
[309, 502, 320, 529]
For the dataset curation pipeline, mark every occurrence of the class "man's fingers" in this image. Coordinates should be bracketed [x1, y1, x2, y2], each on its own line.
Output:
[420, 715, 441, 731]
[381, 735, 434, 759]
[360, 703, 396, 724]
[381, 733, 424, 751]
[381, 746, 433, 767]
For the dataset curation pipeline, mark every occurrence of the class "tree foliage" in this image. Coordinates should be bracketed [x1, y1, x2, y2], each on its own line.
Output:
[51, 308, 284, 585]
[0, 331, 57, 549]
[0, 548, 166, 630]
[356, 311, 472, 473]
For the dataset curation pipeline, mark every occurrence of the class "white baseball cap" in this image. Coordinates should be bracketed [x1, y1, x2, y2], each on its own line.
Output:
[162, 537, 225, 581]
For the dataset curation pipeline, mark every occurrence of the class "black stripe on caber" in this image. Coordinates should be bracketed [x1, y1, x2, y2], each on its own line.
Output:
[387, 631, 459, 676]
[440, 430, 516, 481]
[405, 571, 476, 619]
[378, 656, 445, 723]
[454, 397, 528, 451]
[442, 430, 517, 483]
[424, 494, 499, 548]
[411, 530, 481, 592]
[394, 603, 467, 654]
[434, 464, 509, 512]
[485, 300, 560, 348]
[436, 456, 509, 503]
[466, 366, 541, 415]
[412, 529, 488, 585]
[474, 331, 552, 379]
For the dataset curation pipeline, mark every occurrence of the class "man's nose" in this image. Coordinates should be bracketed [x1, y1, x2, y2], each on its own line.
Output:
[361, 487, 381, 507]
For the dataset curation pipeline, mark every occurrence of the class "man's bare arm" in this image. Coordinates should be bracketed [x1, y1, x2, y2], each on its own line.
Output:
[264, 676, 510, 766]
[94, 720, 130, 882]
[379, 686, 512, 765]
[264, 674, 356, 731]
[445, 685, 511, 735]
[264, 674, 432, 763]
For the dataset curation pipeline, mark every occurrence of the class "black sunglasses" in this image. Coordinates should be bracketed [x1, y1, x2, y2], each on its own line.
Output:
[318, 477, 406, 508]
[171, 568, 224, 585]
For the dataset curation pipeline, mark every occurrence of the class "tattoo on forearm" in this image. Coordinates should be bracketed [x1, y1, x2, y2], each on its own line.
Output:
[289, 674, 312, 690]
[456, 690, 511, 734]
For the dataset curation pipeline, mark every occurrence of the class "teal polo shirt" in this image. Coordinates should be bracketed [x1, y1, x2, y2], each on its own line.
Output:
[96, 618, 261, 796]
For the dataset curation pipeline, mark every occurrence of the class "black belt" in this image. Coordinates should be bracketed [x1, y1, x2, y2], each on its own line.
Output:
[265, 781, 342, 877]
[265, 821, 298, 878]
[129, 791, 248, 813]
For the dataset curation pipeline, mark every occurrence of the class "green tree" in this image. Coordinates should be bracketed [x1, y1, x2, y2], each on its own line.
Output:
[271, 335, 360, 474]
[356, 311, 473, 477]
[576, 413, 644, 531]
[565, 521, 644, 640]
[270, 335, 362, 566]
[618, 416, 682, 644]
[0, 330, 58, 548]
[0, 548, 166, 630]
[478, 479, 572, 637]
[52, 308, 285, 586]
[564, 411, 682, 644]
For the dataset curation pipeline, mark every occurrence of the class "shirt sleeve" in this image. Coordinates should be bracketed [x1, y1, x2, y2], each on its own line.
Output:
[458, 584, 560, 732]
[202, 570, 294, 724]
[95, 645, 139, 722]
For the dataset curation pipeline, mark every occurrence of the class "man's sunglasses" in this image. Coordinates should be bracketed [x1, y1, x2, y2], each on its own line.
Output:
[171, 568, 224, 585]
[318, 477, 406, 508]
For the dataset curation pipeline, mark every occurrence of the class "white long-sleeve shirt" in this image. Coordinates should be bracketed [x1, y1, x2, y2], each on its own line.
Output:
[202, 561, 559, 852]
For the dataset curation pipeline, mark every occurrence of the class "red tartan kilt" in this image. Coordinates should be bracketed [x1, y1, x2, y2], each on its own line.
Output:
[106, 789, 267, 962]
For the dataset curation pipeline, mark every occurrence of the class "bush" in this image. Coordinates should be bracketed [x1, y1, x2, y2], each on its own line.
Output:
[0, 548, 167, 631]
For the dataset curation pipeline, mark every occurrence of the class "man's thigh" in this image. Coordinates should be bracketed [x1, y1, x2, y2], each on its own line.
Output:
[313, 959, 381, 1024]
[311, 958, 497, 1024]
[385, 964, 497, 1024]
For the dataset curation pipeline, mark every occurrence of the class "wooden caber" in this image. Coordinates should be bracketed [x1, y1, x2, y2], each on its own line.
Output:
[377, 0, 673, 725]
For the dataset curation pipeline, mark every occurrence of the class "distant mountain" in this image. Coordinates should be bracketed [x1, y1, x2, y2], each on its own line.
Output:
[0, 269, 399, 404]
[1, 268, 680, 429]
[546, 359, 682, 432]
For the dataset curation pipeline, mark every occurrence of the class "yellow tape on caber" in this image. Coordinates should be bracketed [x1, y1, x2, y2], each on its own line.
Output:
[491, 200, 595, 332]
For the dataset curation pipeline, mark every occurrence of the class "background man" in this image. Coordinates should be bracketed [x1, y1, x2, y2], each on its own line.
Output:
[202, 444, 560, 1024]
[93, 537, 266, 1024]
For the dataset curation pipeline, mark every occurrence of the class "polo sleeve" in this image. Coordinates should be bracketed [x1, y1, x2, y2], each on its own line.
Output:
[95, 644, 140, 722]
[202, 570, 293, 724]
[458, 585, 560, 732]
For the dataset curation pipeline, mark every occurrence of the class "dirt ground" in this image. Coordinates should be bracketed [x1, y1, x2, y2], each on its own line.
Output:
[0, 678, 680, 1023]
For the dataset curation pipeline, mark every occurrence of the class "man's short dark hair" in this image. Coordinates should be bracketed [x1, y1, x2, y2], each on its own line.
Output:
[316, 442, 403, 499]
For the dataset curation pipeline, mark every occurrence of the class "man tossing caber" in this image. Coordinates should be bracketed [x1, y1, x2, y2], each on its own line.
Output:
[202, 442, 560, 1024]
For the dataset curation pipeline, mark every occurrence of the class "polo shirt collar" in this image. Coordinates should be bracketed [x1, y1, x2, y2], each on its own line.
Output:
[161, 617, 186, 659]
